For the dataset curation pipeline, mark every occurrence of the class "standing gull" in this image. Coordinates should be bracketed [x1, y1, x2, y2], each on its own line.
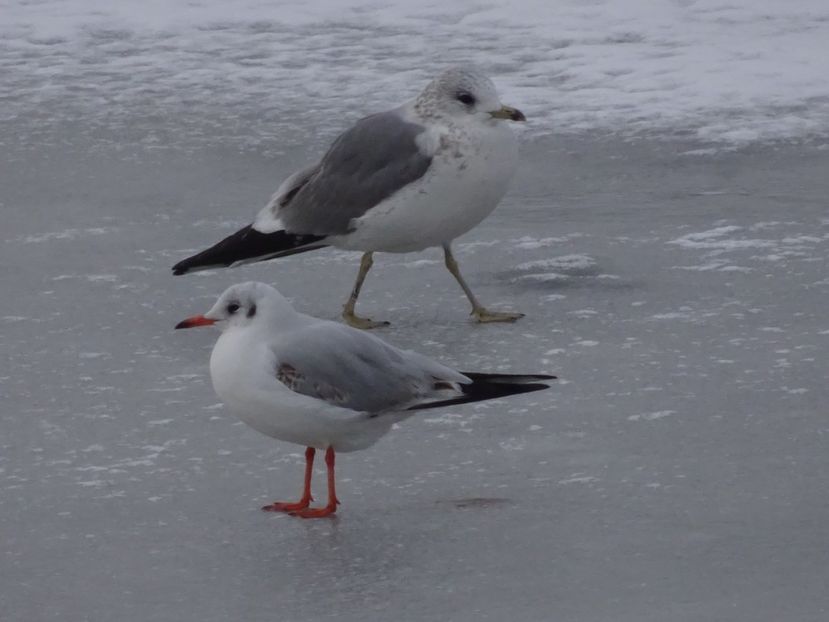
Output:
[176, 282, 554, 518]
[172, 66, 527, 328]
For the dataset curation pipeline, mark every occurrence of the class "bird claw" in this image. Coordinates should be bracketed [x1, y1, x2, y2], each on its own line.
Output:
[288, 505, 338, 519]
[341, 312, 390, 330]
[471, 308, 525, 323]
[262, 498, 312, 513]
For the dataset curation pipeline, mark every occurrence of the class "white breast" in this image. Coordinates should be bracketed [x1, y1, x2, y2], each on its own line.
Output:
[330, 116, 519, 253]
[208, 329, 400, 452]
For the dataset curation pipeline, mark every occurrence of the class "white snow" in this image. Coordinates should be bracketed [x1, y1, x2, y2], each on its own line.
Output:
[13, 228, 117, 244]
[628, 410, 677, 422]
[5, 0, 828, 147]
[514, 273, 568, 283]
[668, 222, 828, 270]
[558, 474, 599, 485]
[516, 255, 597, 273]
[514, 236, 581, 250]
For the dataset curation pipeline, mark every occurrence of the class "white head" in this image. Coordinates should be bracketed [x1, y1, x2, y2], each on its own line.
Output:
[175, 281, 295, 332]
[415, 65, 526, 123]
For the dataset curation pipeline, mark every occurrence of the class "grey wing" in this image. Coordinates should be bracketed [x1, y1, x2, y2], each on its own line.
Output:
[253, 163, 321, 233]
[266, 111, 433, 236]
[273, 322, 467, 413]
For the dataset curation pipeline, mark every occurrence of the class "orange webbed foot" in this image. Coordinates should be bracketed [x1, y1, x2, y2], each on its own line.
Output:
[262, 497, 312, 513]
[288, 503, 338, 519]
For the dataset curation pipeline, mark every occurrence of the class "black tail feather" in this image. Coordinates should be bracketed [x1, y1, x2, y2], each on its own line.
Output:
[408, 372, 555, 412]
[459, 372, 557, 383]
[172, 225, 327, 275]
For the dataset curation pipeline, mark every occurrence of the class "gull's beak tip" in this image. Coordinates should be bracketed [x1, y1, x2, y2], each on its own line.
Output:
[491, 105, 526, 122]
[175, 315, 217, 330]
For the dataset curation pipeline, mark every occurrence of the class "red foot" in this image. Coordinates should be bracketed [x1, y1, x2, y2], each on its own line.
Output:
[268, 447, 341, 519]
[262, 497, 312, 513]
[288, 503, 338, 519]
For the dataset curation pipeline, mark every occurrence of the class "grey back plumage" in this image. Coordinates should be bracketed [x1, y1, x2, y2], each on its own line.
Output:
[272, 111, 433, 236]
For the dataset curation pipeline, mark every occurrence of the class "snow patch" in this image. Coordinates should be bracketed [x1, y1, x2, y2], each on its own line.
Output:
[13, 227, 117, 244]
[4, 1, 829, 146]
[628, 410, 677, 422]
[516, 255, 597, 273]
[558, 474, 599, 485]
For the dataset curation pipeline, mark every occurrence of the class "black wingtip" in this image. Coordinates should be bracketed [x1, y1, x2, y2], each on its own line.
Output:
[408, 372, 555, 412]
[172, 225, 327, 276]
[459, 372, 557, 382]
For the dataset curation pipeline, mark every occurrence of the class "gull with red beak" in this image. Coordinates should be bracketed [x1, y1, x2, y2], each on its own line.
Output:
[176, 282, 554, 518]
[172, 66, 527, 328]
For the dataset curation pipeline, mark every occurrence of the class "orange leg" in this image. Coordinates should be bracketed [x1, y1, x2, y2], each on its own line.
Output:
[262, 447, 315, 512]
[290, 446, 340, 519]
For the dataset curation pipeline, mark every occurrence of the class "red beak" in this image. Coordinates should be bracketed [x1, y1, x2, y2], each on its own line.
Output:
[175, 315, 217, 329]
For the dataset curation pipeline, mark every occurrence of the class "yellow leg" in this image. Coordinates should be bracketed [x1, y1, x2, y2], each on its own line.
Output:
[341, 252, 390, 329]
[443, 244, 524, 323]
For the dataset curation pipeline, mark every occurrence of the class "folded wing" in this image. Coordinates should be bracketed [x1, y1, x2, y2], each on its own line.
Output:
[272, 322, 554, 415]
[173, 110, 433, 275]
[255, 110, 434, 237]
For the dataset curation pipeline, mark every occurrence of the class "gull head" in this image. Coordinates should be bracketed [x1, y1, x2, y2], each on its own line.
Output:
[175, 281, 293, 331]
[415, 66, 525, 123]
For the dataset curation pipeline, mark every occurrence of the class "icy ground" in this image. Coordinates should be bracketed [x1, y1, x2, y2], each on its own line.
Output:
[3, 134, 829, 621]
[3, 1, 829, 621]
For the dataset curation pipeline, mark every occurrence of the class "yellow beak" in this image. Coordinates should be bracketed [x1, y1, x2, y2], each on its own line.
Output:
[490, 105, 526, 122]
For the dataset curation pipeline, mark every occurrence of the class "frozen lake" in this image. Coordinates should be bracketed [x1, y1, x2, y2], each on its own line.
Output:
[3, 2, 829, 621]
[4, 132, 828, 622]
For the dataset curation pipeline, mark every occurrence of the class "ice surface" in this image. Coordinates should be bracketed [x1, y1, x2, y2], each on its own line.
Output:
[3, 2, 829, 621]
[3, 131, 829, 621]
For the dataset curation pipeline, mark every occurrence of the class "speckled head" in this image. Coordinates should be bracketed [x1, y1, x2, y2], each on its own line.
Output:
[414, 66, 526, 123]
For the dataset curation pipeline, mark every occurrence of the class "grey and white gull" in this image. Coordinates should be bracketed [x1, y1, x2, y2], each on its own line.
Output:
[175, 282, 554, 518]
[172, 66, 527, 328]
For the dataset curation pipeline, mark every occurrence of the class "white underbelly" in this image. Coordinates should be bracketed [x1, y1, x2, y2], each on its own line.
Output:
[330, 123, 519, 253]
[209, 333, 400, 452]
[216, 378, 400, 452]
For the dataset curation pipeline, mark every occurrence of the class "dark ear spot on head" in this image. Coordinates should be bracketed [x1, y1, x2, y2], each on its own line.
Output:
[247, 303, 257, 318]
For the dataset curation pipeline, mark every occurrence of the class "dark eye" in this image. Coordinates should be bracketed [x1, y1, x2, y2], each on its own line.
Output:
[456, 92, 476, 106]
[226, 302, 240, 314]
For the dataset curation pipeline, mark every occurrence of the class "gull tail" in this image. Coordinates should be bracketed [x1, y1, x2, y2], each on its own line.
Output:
[172, 225, 328, 275]
[408, 372, 556, 411]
